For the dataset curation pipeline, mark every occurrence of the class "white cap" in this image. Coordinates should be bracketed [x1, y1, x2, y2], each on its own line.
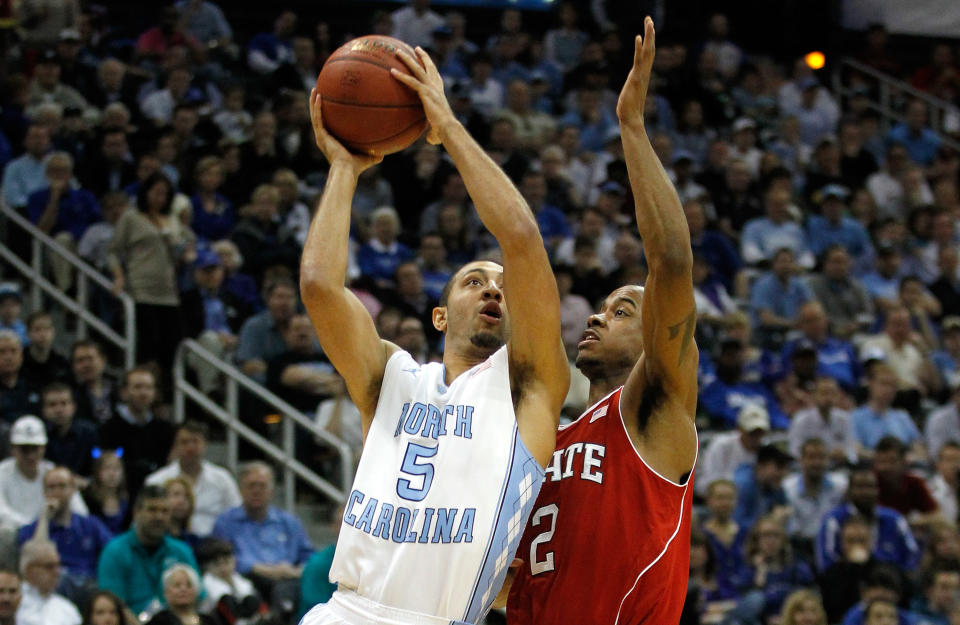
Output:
[11, 415, 47, 446]
[737, 404, 770, 432]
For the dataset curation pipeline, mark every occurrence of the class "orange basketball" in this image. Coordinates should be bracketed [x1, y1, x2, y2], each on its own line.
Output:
[317, 35, 427, 155]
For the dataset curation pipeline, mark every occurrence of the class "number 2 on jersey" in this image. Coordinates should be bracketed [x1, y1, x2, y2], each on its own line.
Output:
[396, 442, 438, 502]
[530, 504, 558, 575]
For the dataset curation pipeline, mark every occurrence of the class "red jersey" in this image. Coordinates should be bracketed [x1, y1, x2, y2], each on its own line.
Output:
[506, 387, 696, 625]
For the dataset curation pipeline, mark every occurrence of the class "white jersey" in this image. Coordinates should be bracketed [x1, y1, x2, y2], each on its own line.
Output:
[328, 346, 544, 624]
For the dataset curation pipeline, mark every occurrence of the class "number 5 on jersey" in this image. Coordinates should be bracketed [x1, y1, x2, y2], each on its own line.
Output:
[397, 442, 438, 502]
[530, 504, 558, 575]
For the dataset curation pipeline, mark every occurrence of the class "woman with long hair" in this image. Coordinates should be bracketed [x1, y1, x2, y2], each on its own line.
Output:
[81, 449, 131, 534]
[190, 156, 235, 242]
[107, 172, 193, 376]
[779, 589, 827, 625]
[82, 590, 128, 625]
[164, 477, 201, 550]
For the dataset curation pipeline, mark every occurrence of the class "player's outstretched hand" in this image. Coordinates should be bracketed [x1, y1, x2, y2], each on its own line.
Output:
[309, 88, 382, 175]
[391, 47, 456, 145]
[616, 16, 656, 129]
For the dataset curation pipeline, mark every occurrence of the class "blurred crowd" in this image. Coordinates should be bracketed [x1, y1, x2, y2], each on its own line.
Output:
[0, 0, 959, 624]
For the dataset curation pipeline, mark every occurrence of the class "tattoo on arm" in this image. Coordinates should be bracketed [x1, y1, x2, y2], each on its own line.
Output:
[667, 309, 696, 367]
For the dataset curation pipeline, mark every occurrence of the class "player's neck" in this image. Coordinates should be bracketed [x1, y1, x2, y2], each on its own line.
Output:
[442, 345, 496, 385]
[586, 374, 629, 406]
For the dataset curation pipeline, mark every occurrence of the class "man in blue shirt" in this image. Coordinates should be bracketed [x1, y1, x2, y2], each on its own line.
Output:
[850, 363, 923, 456]
[861, 245, 907, 311]
[741, 187, 814, 269]
[97, 485, 202, 617]
[212, 461, 313, 620]
[887, 100, 941, 166]
[235, 278, 298, 382]
[699, 338, 790, 429]
[783, 301, 860, 391]
[18, 467, 112, 603]
[749, 248, 814, 340]
[0, 124, 51, 209]
[733, 444, 790, 528]
[807, 185, 875, 273]
[817, 467, 919, 572]
[519, 170, 570, 257]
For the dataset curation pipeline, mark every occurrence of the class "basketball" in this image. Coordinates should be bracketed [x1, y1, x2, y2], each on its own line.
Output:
[317, 35, 427, 156]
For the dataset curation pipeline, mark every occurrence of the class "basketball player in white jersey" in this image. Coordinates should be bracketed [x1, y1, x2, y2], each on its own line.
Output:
[298, 45, 570, 625]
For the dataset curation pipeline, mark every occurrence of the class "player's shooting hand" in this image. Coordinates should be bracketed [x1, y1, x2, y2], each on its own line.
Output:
[616, 16, 656, 129]
[391, 47, 457, 146]
[308, 88, 382, 175]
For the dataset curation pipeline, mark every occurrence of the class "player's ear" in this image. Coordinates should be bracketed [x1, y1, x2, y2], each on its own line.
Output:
[432, 306, 447, 333]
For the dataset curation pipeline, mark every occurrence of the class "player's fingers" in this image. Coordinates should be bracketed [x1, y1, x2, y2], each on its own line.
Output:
[395, 49, 426, 79]
[390, 68, 422, 93]
[644, 17, 656, 60]
[415, 46, 439, 76]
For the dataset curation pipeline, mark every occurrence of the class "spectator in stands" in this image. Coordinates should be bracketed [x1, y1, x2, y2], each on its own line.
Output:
[872, 435, 938, 521]
[40, 382, 98, 477]
[860, 308, 940, 400]
[390, 0, 443, 49]
[135, 5, 204, 63]
[697, 404, 769, 495]
[700, 338, 788, 429]
[808, 245, 875, 341]
[189, 156, 234, 242]
[888, 100, 941, 167]
[211, 462, 312, 618]
[928, 442, 960, 525]
[77, 130, 135, 199]
[0, 286, 26, 345]
[26, 49, 89, 120]
[784, 302, 861, 392]
[866, 144, 921, 219]
[929, 249, 960, 323]
[0, 416, 84, 528]
[230, 184, 300, 283]
[911, 561, 960, 625]
[87, 57, 140, 115]
[732, 443, 791, 528]
[788, 376, 856, 463]
[749, 248, 813, 343]
[97, 485, 201, 618]
[817, 467, 919, 572]
[273, 169, 311, 248]
[701, 479, 750, 596]
[107, 173, 190, 375]
[495, 80, 555, 153]
[851, 363, 925, 458]
[899, 275, 942, 352]
[556, 207, 617, 273]
[841, 571, 911, 625]
[162, 477, 200, 551]
[144, 564, 213, 625]
[357, 206, 415, 288]
[559, 87, 616, 154]
[738, 514, 815, 622]
[246, 10, 296, 74]
[69, 341, 115, 425]
[808, 185, 875, 271]
[180, 248, 252, 394]
[0, 569, 19, 625]
[784, 438, 847, 544]
[99, 367, 176, 492]
[0, 331, 39, 423]
[381, 262, 440, 349]
[145, 421, 240, 536]
[21, 313, 70, 386]
[783, 77, 839, 148]
[416, 233, 452, 302]
[1, 124, 51, 210]
[235, 278, 297, 381]
[838, 118, 879, 190]
[266, 314, 343, 414]
[297, 510, 341, 620]
[81, 450, 130, 535]
[81, 591, 128, 625]
[26, 151, 101, 291]
[17, 467, 111, 601]
[195, 538, 259, 615]
[17, 539, 81, 625]
[779, 589, 827, 625]
[272, 37, 318, 93]
[819, 516, 880, 622]
[861, 244, 907, 314]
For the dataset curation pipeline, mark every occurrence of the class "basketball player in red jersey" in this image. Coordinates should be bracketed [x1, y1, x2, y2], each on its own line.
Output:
[502, 17, 699, 625]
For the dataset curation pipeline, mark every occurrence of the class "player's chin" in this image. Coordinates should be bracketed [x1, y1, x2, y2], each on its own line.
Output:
[575, 352, 603, 371]
[470, 331, 503, 351]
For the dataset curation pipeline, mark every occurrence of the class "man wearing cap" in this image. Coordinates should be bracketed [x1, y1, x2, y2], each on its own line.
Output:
[733, 443, 792, 528]
[0, 331, 39, 424]
[807, 184, 875, 270]
[730, 117, 762, 177]
[0, 124, 51, 210]
[0, 415, 87, 530]
[181, 248, 252, 394]
[696, 403, 771, 496]
[26, 48, 89, 120]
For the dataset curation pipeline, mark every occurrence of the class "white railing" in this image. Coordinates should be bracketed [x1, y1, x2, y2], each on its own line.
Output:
[833, 57, 960, 152]
[0, 202, 137, 368]
[173, 339, 354, 510]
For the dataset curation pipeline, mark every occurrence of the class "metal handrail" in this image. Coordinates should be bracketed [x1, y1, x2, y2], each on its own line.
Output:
[173, 339, 354, 511]
[833, 57, 960, 152]
[0, 201, 137, 368]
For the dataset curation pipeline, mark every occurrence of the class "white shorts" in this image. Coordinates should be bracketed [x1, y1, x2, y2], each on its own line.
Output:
[300, 590, 472, 625]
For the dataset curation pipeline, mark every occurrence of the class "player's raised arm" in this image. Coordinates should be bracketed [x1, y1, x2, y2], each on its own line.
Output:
[617, 20, 699, 418]
[300, 88, 394, 433]
[392, 49, 569, 466]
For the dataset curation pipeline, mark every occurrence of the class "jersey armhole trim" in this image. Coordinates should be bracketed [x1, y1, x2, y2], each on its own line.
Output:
[616, 389, 699, 488]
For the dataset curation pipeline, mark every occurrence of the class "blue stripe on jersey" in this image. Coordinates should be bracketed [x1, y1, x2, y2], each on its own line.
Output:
[462, 429, 544, 623]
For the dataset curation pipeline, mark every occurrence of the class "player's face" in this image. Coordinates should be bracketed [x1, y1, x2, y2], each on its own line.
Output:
[436, 262, 509, 354]
[575, 286, 644, 379]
